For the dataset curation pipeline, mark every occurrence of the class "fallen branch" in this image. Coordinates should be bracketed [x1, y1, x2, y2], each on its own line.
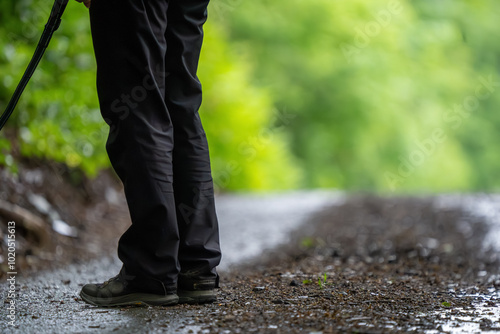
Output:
[0, 199, 50, 247]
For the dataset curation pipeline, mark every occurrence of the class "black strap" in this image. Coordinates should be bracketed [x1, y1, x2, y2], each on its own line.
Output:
[0, 0, 69, 132]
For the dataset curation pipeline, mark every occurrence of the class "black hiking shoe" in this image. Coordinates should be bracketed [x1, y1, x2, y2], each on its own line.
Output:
[178, 271, 219, 304]
[80, 271, 178, 307]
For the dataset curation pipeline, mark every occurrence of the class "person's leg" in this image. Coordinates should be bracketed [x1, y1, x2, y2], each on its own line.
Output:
[165, 0, 222, 300]
[81, 0, 178, 306]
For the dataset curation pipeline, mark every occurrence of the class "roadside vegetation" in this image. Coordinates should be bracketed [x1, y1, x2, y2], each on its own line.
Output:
[1, 1, 500, 193]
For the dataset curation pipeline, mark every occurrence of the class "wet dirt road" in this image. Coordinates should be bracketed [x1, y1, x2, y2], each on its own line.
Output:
[0, 190, 341, 333]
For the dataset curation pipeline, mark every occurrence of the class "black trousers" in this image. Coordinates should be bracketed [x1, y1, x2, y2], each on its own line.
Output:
[89, 0, 221, 285]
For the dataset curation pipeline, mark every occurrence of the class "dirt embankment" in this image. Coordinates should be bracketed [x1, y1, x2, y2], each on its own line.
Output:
[0, 159, 130, 278]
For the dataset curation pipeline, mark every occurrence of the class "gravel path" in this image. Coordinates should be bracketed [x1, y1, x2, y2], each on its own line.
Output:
[0, 190, 341, 333]
[192, 195, 500, 333]
[1, 192, 499, 334]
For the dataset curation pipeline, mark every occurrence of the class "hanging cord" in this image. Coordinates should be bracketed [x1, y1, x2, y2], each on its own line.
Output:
[0, 0, 70, 132]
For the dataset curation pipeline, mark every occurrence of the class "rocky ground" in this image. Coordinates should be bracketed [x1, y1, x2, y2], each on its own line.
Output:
[197, 196, 500, 333]
[1, 162, 500, 333]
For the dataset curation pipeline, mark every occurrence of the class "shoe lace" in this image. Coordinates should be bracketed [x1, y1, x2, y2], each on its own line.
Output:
[100, 270, 135, 288]
[100, 275, 121, 288]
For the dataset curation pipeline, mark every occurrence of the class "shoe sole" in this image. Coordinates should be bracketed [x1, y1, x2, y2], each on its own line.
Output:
[178, 289, 216, 304]
[80, 291, 179, 307]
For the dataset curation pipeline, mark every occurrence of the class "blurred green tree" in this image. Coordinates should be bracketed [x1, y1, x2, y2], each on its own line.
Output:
[223, 0, 482, 192]
[0, 1, 301, 191]
[3, 0, 500, 192]
[411, 0, 500, 191]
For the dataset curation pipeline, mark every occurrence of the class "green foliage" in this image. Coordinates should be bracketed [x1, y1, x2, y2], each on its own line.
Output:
[0, 137, 15, 173]
[200, 24, 302, 190]
[2, 0, 500, 192]
[318, 273, 328, 289]
[300, 236, 315, 249]
[222, 0, 481, 192]
[411, 0, 500, 191]
[0, 1, 300, 190]
[0, 1, 106, 176]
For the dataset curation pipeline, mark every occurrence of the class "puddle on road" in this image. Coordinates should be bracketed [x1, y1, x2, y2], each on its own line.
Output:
[432, 195, 500, 334]
[216, 190, 344, 270]
[425, 290, 500, 334]
[435, 194, 500, 253]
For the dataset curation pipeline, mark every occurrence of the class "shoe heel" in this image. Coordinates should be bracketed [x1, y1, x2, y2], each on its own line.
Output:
[178, 289, 216, 304]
